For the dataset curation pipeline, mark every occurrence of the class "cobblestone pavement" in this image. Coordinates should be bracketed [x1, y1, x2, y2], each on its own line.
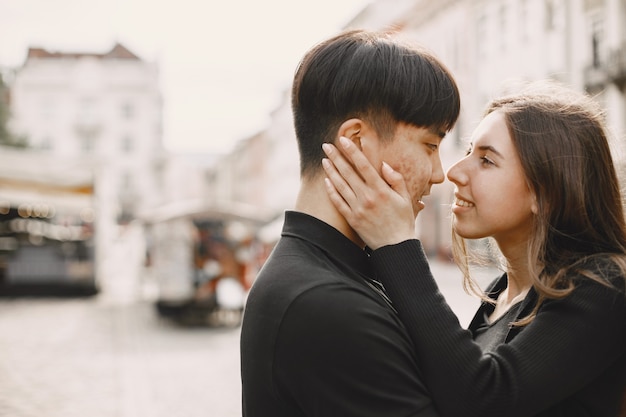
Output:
[0, 295, 242, 417]
[0, 253, 497, 417]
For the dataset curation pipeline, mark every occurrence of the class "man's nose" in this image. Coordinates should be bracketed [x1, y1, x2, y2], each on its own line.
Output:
[431, 157, 445, 184]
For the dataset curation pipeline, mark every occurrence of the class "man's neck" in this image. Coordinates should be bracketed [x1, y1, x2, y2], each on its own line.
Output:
[294, 177, 365, 249]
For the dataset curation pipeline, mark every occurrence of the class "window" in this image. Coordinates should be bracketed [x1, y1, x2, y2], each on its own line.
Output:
[40, 136, 53, 151]
[121, 101, 134, 120]
[545, 0, 556, 30]
[590, 14, 605, 67]
[545, 0, 564, 31]
[476, 12, 487, 58]
[520, 0, 529, 42]
[40, 97, 55, 120]
[121, 135, 134, 153]
[120, 172, 133, 192]
[499, 3, 507, 50]
[80, 136, 95, 153]
[77, 97, 97, 125]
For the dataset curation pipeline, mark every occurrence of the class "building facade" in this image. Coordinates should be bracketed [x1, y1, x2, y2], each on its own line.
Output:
[206, 0, 626, 256]
[8, 43, 165, 279]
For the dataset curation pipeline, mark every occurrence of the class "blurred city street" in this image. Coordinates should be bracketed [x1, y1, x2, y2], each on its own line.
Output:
[0, 229, 497, 417]
[0, 0, 624, 414]
[0, 219, 494, 417]
[0, 228, 243, 417]
[0, 295, 242, 417]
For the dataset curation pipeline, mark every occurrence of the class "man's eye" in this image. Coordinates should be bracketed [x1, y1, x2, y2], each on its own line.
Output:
[427, 143, 438, 151]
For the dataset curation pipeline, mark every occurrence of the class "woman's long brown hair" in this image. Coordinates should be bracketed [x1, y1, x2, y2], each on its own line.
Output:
[453, 81, 626, 324]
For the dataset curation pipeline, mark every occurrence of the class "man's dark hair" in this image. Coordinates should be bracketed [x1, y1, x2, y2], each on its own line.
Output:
[291, 29, 461, 179]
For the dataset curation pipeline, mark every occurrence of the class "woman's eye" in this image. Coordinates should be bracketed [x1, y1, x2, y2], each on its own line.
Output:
[480, 156, 495, 166]
[464, 147, 472, 156]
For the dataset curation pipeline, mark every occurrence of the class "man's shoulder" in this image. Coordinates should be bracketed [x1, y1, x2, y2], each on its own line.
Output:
[258, 237, 328, 275]
[246, 243, 397, 325]
[253, 235, 366, 291]
[249, 253, 372, 312]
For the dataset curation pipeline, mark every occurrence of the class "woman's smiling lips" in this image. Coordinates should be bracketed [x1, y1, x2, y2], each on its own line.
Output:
[452, 194, 475, 212]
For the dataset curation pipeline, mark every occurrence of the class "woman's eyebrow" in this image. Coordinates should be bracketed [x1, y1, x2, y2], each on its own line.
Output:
[477, 144, 504, 158]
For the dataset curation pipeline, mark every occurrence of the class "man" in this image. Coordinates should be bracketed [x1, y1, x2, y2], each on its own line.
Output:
[240, 29, 460, 417]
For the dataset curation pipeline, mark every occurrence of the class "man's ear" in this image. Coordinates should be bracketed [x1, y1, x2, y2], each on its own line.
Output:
[337, 119, 365, 149]
[337, 118, 383, 172]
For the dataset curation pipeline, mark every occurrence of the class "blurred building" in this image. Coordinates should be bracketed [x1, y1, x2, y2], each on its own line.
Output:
[206, 0, 626, 256]
[398, 0, 626, 255]
[0, 146, 99, 293]
[7, 43, 165, 278]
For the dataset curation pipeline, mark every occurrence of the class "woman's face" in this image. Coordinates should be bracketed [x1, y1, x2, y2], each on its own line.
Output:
[446, 110, 537, 249]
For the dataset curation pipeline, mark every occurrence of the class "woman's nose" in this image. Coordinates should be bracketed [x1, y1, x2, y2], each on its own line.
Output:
[446, 159, 466, 185]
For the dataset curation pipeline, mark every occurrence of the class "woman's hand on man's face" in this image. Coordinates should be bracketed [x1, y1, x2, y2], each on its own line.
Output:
[321, 136, 417, 250]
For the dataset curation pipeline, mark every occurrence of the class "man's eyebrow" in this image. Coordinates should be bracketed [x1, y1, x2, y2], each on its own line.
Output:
[429, 127, 447, 139]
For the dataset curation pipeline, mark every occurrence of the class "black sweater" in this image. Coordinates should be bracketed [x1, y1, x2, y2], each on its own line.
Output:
[241, 213, 439, 417]
[369, 239, 626, 417]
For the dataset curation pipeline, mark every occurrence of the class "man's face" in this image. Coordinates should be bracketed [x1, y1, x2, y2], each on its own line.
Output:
[367, 122, 445, 218]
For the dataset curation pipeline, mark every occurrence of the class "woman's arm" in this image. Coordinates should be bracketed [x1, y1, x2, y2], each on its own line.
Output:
[322, 139, 626, 417]
[370, 240, 625, 417]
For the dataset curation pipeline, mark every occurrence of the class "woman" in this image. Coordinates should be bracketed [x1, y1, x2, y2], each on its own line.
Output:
[321, 82, 626, 416]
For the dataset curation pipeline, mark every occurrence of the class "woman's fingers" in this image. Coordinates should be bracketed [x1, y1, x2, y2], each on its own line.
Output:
[321, 157, 355, 218]
[337, 136, 387, 189]
[322, 141, 365, 192]
[321, 142, 375, 227]
[381, 161, 411, 201]
[321, 139, 416, 249]
[322, 142, 359, 193]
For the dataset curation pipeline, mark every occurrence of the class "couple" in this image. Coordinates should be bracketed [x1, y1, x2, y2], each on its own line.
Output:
[240, 29, 626, 417]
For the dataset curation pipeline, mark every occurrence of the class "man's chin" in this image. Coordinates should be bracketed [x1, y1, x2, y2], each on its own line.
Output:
[413, 200, 425, 216]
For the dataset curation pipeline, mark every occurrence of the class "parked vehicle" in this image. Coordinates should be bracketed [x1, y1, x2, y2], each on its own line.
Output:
[142, 200, 274, 326]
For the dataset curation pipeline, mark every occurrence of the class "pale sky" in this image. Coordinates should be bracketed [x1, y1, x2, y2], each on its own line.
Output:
[0, 0, 371, 154]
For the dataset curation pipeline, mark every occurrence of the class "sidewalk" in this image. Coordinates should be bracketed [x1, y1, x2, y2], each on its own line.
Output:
[428, 258, 499, 327]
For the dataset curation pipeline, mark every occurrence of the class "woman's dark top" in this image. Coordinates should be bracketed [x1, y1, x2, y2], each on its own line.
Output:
[369, 239, 626, 417]
[472, 298, 523, 353]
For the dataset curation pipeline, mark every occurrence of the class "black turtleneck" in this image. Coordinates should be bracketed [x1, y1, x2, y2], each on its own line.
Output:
[241, 211, 439, 417]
